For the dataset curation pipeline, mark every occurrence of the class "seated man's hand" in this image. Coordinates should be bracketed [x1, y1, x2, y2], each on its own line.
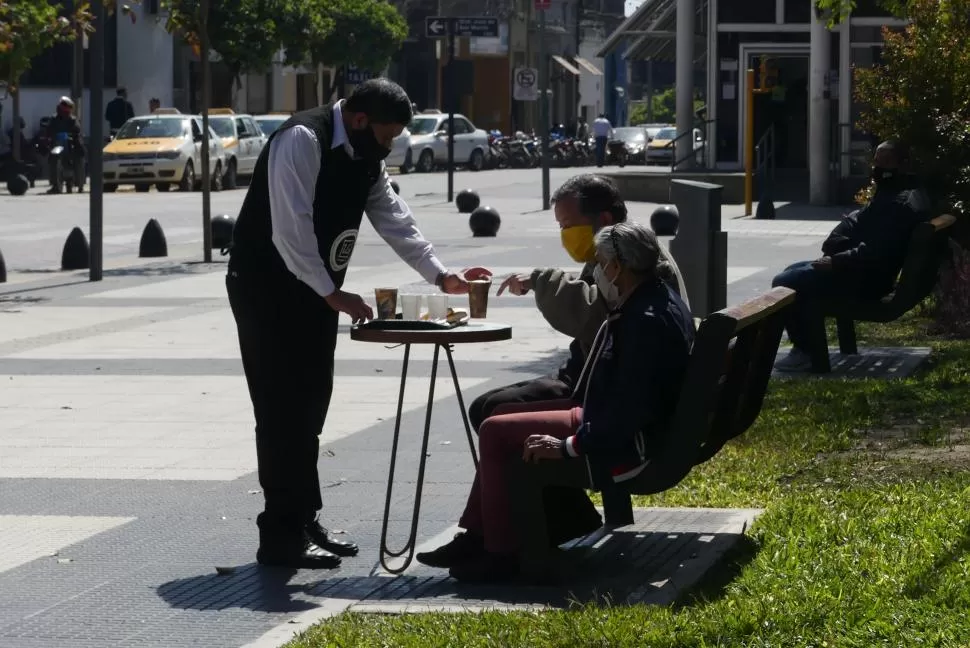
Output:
[497, 273, 533, 296]
[812, 256, 833, 270]
[522, 434, 564, 462]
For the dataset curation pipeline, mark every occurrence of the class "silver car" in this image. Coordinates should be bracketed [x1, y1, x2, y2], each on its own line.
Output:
[401, 112, 489, 173]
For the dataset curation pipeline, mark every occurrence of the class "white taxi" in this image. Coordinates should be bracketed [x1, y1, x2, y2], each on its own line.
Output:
[102, 110, 227, 193]
[206, 108, 267, 189]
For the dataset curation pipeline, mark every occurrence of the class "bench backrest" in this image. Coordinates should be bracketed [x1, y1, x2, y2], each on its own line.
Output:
[890, 214, 956, 309]
[624, 286, 795, 495]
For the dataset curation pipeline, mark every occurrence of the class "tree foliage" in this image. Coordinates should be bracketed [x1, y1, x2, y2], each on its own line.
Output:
[0, 0, 90, 89]
[630, 88, 705, 126]
[161, 0, 283, 85]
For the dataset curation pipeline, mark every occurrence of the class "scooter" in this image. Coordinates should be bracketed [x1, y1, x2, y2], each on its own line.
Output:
[49, 132, 85, 194]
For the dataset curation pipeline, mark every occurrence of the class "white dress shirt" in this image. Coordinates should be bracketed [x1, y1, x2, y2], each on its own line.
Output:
[592, 118, 613, 139]
[267, 100, 447, 298]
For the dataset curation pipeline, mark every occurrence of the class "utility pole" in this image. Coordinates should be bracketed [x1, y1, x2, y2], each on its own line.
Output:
[539, 7, 550, 210]
[200, 0, 213, 262]
[446, 25, 455, 203]
[89, 0, 104, 281]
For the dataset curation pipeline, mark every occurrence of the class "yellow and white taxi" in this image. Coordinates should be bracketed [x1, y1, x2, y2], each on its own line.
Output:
[206, 108, 267, 189]
[102, 109, 227, 193]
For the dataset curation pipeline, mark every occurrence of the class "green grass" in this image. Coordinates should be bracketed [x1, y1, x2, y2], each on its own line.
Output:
[286, 313, 970, 648]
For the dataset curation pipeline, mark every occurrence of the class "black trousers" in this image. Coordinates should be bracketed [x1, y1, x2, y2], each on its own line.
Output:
[468, 375, 603, 544]
[226, 271, 338, 540]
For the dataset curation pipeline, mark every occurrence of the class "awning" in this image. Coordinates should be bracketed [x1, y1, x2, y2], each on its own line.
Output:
[574, 56, 602, 75]
[596, 0, 705, 63]
[551, 55, 580, 76]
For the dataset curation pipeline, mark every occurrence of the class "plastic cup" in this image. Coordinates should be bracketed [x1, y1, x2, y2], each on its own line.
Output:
[468, 280, 491, 318]
[399, 293, 421, 320]
[374, 287, 398, 320]
[426, 294, 449, 320]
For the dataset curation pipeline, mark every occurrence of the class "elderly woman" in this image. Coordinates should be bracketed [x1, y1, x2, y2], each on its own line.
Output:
[417, 222, 696, 582]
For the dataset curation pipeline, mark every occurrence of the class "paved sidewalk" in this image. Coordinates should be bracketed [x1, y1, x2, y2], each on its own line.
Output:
[0, 212, 827, 647]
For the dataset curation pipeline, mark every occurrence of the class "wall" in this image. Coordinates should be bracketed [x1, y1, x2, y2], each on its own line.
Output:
[578, 40, 605, 120]
[116, 3, 174, 119]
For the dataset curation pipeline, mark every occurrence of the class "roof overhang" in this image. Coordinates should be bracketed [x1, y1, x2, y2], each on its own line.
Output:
[597, 0, 705, 63]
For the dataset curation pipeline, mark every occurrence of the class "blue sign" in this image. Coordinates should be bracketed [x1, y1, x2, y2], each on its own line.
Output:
[345, 66, 373, 84]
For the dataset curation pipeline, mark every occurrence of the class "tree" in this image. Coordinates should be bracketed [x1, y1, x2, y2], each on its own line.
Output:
[850, 0, 970, 334]
[161, 0, 283, 103]
[812, 0, 907, 25]
[629, 87, 704, 126]
[0, 0, 90, 160]
[281, 0, 407, 100]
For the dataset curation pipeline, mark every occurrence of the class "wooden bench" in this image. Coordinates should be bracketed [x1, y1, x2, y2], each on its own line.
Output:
[506, 286, 796, 582]
[809, 214, 956, 373]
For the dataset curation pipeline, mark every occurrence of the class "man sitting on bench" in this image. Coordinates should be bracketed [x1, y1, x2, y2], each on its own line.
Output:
[416, 223, 695, 583]
[773, 140, 930, 372]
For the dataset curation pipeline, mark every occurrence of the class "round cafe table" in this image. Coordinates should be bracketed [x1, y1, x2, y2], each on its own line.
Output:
[350, 321, 512, 574]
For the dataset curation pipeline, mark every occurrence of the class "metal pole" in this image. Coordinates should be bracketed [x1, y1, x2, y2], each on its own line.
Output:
[446, 25, 455, 204]
[674, 0, 694, 170]
[200, 0, 212, 262]
[72, 28, 83, 127]
[539, 8, 550, 210]
[89, 0, 104, 281]
[744, 68, 754, 216]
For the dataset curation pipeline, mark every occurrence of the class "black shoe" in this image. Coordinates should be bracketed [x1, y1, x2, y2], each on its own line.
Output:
[416, 532, 485, 568]
[305, 518, 359, 557]
[448, 551, 519, 583]
[257, 534, 342, 569]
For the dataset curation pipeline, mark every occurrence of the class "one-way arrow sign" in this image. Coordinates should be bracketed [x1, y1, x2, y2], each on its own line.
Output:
[425, 16, 500, 39]
[425, 17, 447, 38]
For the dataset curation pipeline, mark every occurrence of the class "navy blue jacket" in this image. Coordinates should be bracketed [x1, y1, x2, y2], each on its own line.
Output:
[570, 279, 695, 487]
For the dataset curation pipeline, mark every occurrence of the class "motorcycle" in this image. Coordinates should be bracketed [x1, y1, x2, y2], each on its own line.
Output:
[607, 139, 630, 167]
[49, 131, 85, 194]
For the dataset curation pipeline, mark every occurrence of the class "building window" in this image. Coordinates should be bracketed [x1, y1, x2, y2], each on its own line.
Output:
[19, 13, 118, 88]
[718, 0, 776, 23]
[783, 0, 811, 24]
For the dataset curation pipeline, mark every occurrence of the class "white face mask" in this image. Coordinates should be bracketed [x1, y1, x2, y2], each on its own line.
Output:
[593, 263, 620, 306]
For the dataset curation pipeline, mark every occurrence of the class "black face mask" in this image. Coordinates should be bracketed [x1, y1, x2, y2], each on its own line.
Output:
[349, 126, 391, 162]
[871, 166, 899, 186]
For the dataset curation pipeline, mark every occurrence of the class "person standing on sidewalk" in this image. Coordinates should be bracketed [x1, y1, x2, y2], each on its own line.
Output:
[592, 113, 613, 167]
[226, 78, 490, 570]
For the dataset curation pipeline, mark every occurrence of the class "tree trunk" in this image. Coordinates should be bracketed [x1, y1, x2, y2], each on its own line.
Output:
[328, 66, 345, 102]
[11, 87, 20, 162]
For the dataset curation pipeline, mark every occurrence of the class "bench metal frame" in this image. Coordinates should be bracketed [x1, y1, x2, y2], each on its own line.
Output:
[809, 215, 956, 373]
[507, 287, 796, 582]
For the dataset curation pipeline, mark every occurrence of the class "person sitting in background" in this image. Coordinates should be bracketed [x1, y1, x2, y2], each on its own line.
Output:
[773, 140, 930, 372]
[465, 174, 688, 547]
[417, 222, 696, 582]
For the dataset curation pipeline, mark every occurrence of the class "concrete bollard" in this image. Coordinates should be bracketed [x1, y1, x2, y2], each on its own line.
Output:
[469, 205, 500, 237]
[139, 219, 168, 258]
[61, 227, 90, 271]
[211, 214, 236, 250]
[456, 189, 481, 214]
[650, 205, 680, 236]
[668, 179, 726, 317]
[7, 174, 28, 196]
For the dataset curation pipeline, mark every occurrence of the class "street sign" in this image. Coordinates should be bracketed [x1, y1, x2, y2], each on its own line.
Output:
[425, 16, 447, 38]
[345, 65, 373, 85]
[513, 67, 538, 101]
[535, 0, 551, 10]
[425, 16, 499, 39]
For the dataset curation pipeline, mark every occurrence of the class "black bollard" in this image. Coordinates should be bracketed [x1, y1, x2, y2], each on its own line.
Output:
[456, 189, 481, 214]
[390, 180, 400, 194]
[469, 205, 501, 237]
[211, 214, 236, 250]
[139, 219, 168, 257]
[650, 205, 680, 236]
[0, 246, 6, 283]
[7, 174, 28, 196]
[61, 227, 90, 270]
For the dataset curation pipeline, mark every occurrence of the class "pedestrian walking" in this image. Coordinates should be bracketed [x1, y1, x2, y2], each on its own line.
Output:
[592, 113, 613, 167]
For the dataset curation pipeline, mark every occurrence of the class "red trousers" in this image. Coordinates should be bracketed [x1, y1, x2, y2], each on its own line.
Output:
[458, 399, 583, 553]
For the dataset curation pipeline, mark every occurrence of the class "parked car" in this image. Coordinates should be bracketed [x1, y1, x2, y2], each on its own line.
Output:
[645, 126, 705, 165]
[102, 110, 226, 193]
[206, 108, 267, 189]
[404, 111, 489, 173]
[387, 126, 411, 172]
[253, 113, 291, 137]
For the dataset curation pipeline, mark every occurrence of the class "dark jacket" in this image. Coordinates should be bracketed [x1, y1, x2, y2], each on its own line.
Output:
[105, 97, 135, 130]
[822, 183, 929, 298]
[571, 279, 695, 488]
[45, 115, 84, 156]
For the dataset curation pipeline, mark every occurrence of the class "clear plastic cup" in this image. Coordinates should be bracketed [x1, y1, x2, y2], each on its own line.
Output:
[399, 293, 422, 320]
[426, 294, 449, 320]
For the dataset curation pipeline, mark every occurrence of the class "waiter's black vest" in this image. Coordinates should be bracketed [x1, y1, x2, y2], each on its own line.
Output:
[229, 104, 381, 288]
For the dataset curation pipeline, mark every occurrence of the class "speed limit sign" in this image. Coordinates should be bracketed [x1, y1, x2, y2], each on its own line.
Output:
[513, 67, 538, 101]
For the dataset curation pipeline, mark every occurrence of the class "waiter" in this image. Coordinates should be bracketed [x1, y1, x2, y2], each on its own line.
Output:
[227, 78, 490, 569]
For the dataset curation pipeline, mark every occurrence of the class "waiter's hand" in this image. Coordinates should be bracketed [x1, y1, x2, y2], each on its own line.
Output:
[439, 267, 493, 295]
[325, 290, 373, 324]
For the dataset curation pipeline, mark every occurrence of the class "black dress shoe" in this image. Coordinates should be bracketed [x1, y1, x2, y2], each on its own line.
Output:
[305, 518, 359, 557]
[257, 536, 342, 570]
[416, 532, 485, 568]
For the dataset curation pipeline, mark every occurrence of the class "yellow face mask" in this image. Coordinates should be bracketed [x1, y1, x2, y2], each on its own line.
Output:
[560, 225, 596, 263]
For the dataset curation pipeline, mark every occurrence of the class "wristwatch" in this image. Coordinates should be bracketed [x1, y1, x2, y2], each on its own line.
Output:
[434, 271, 447, 290]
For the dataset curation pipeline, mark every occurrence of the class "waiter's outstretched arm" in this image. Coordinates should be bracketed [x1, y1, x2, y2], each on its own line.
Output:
[268, 125, 372, 321]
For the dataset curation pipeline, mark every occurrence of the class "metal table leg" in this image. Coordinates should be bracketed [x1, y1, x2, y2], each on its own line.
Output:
[379, 343, 440, 574]
[444, 343, 478, 468]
